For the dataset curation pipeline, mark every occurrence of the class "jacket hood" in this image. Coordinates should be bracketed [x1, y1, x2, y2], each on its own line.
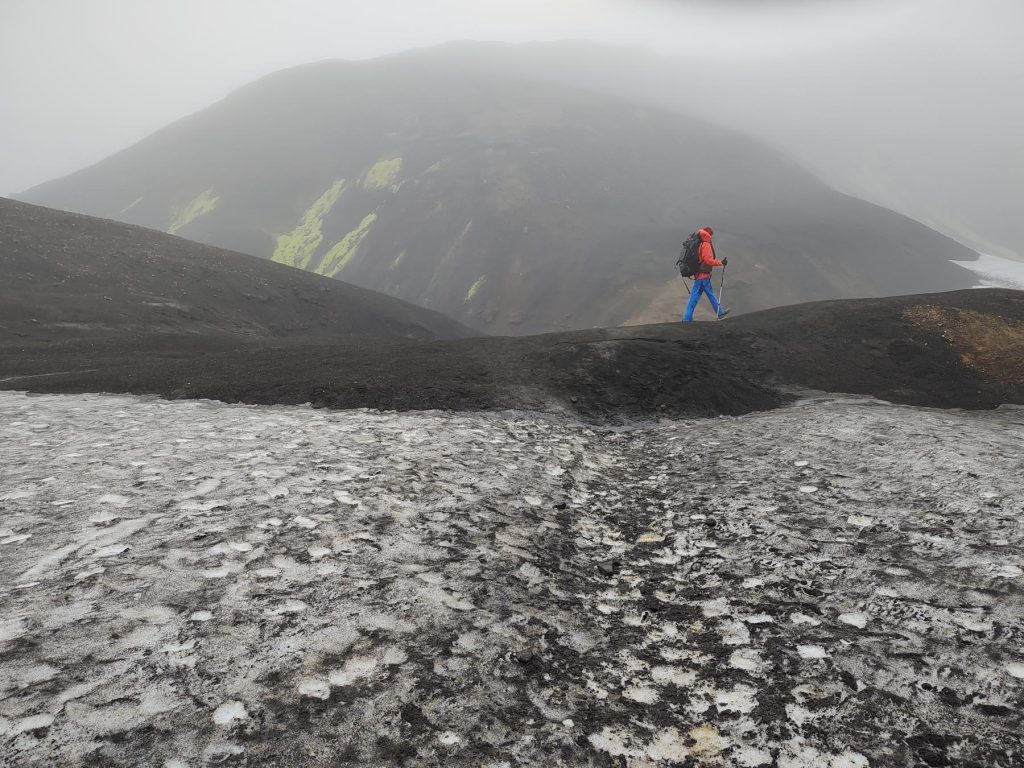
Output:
[698, 228, 714, 243]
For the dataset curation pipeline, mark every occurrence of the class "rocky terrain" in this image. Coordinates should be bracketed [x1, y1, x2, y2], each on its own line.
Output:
[16, 48, 979, 334]
[1, 391, 1022, 766]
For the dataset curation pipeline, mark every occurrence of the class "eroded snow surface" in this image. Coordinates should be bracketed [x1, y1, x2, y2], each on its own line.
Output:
[951, 252, 1024, 290]
[1, 392, 1022, 766]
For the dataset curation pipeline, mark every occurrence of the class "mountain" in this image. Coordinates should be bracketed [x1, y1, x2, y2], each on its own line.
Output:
[0, 198, 472, 346]
[18, 46, 980, 335]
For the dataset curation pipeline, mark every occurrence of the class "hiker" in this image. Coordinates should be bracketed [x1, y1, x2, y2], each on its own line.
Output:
[682, 227, 729, 322]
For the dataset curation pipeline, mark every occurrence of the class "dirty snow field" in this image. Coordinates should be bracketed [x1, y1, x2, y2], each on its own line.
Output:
[1, 392, 1022, 767]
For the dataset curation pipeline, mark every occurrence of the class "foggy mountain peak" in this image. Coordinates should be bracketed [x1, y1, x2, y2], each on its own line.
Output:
[18, 43, 980, 335]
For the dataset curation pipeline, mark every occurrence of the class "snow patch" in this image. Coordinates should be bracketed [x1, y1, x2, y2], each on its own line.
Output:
[97, 494, 131, 507]
[797, 645, 829, 659]
[588, 727, 636, 758]
[297, 679, 330, 699]
[1005, 662, 1024, 680]
[838, 612, 869, 629]
[328, 655, 378, 686]
[623, 685, 659, 703]
[951, 252, 1024, 290]
[650, 665, 696, 687]
[212, 700, 248, 725]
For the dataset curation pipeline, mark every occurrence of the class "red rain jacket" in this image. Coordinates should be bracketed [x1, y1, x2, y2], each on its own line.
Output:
[695, 228, 723, 279]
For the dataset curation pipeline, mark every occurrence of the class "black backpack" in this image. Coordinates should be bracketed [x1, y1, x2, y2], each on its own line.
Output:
[676, 232, 701, 278]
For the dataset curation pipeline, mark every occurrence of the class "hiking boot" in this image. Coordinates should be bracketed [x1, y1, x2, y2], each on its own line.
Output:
[717, 308, 731, 319]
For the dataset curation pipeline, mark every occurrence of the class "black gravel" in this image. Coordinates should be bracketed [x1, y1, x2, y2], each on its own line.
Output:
[3, 289, 1023, 420]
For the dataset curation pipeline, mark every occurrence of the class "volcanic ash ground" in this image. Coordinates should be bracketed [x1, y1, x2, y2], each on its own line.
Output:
[1, 391, 1022, 767]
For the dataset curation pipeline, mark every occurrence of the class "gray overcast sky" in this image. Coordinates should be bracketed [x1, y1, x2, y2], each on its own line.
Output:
[1, 0, 1020, 196]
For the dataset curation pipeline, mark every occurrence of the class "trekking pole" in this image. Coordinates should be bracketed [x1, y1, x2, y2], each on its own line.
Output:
[717, 265, 727, 320]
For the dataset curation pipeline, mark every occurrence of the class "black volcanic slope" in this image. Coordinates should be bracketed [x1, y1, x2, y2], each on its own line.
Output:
[0, 198, 472, 345]
[3, 284, 1022, 418]
[19, 48, 980, 335]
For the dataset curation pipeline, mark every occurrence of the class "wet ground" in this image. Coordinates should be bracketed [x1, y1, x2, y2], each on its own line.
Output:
[1, 392, 1022, 766]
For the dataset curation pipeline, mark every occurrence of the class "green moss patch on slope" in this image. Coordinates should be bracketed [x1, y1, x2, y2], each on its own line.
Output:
[319, 212, 378, 277]
[168, 189, 220, 234]
[120, 197, 143, 215]
[465, 276, 486, 302]
[272, 180, 347, 269]
[363, 157, 403, 190]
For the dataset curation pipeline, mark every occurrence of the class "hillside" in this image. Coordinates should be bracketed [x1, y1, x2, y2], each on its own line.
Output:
[18, 47, 980, 335]
[0, 198, 472, 345]
[4, 289, 1022, 418]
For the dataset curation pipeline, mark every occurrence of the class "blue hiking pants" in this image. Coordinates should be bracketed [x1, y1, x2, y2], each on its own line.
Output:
[683, 277, 723, 322]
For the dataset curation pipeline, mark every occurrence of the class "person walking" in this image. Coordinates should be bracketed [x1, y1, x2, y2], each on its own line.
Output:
[683, 227, 730, 322]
